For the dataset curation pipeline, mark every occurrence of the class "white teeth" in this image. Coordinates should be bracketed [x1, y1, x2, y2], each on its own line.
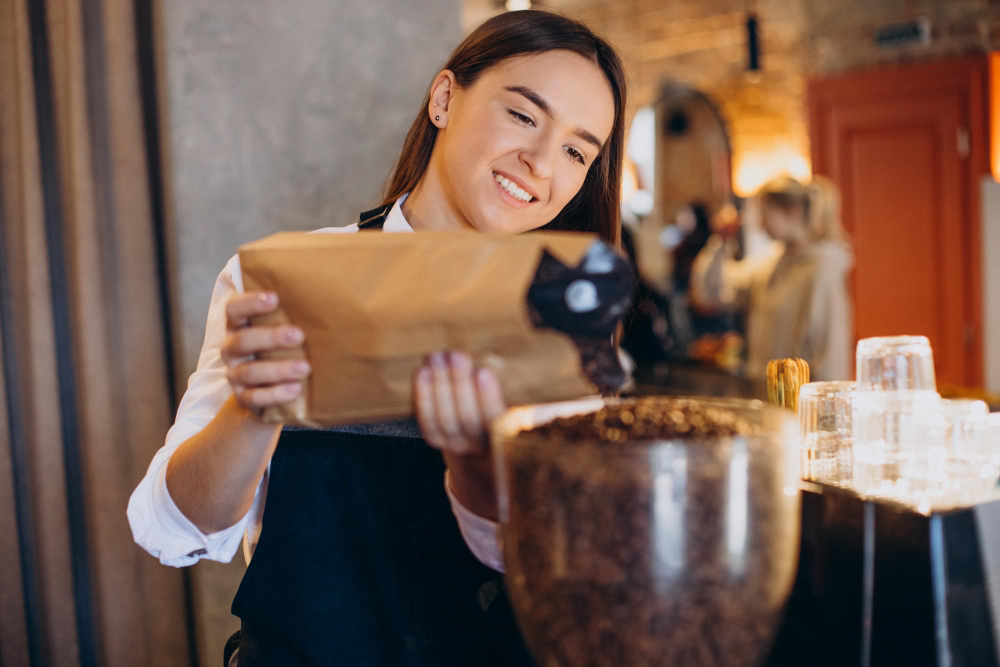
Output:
[494, 173, 532, 202]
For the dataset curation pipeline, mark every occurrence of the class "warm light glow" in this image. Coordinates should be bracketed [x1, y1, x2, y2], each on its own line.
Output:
[621, 157, 639, 203]
[733, 144, 812, 197]
[506, 0, 531, 10]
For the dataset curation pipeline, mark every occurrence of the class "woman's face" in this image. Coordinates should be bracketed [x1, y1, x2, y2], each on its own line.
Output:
[431, 50, 616, 234]
[761, 201, 806, 243]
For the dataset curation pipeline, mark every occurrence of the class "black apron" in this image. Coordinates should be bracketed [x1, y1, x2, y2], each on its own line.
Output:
[230, 206, 534, 666]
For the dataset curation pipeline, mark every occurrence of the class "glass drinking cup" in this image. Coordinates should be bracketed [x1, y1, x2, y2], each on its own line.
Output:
[856, 336, 936, 392]
[902, 399, 991, 508]
[851, 389, 940, 501]
[798, 381, 855, 485]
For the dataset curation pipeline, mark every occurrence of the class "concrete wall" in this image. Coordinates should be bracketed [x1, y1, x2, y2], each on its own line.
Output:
[157, 1, 459, 663]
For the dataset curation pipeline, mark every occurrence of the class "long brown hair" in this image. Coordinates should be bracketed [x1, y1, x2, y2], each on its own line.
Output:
[379, 10, 628, 248]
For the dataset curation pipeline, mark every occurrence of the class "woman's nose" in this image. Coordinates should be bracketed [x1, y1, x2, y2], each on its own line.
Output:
[518, 137, 556, 180]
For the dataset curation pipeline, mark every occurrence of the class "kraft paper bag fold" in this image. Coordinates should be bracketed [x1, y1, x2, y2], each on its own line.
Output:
[238, 230, 599, 428]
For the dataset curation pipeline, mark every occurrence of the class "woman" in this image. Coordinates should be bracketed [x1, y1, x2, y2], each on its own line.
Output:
[690, 176, 853, 381]
[128, 10, 627, 666]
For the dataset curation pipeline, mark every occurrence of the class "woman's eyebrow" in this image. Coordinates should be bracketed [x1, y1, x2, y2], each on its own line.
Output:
[504, 85, 604, 151]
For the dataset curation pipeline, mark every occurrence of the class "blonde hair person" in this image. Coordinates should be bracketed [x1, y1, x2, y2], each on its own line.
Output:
[691, 176, 854, 381]
[758, 175, 846, 243]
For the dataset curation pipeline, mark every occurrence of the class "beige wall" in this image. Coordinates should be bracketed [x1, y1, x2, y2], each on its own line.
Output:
[157, 2, 460, 664]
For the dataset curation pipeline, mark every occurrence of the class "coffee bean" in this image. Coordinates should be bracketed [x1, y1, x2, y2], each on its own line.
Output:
[528, 397, 761, 442]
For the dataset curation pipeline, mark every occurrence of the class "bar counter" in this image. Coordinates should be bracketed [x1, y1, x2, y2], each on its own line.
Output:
[624, 362, 1000, 666]
[632, 360, 766, 401]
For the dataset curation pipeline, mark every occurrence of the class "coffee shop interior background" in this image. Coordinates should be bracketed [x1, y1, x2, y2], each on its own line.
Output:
[3, 0, 1000, 664]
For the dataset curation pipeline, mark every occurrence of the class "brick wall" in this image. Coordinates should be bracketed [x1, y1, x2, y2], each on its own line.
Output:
[805, 0, 1000, 74]
[463, 0, 1000, 194]
[550, 0, 810, 194]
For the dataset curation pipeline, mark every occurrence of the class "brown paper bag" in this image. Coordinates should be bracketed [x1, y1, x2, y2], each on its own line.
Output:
[238, 230, 599, 428]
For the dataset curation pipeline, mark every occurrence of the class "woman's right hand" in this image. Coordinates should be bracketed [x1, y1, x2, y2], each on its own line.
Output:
[221, 291, 311, 413]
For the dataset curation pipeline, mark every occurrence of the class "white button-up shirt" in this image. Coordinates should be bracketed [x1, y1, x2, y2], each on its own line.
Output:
[127, 196, 504, 571]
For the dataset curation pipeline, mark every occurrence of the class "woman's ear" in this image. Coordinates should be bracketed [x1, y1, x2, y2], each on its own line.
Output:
[428, 70, 458, 129]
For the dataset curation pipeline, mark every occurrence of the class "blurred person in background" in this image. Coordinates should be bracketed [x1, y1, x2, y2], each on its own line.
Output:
[620, 216, 673, 366]
[681, 202, 744, 370]
[671, 203, 711, 294]
[690, 176, 853, 380]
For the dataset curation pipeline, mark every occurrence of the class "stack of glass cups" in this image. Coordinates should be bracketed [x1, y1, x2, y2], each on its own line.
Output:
[798, 381, 855, 485]
[850, 335, 999, 508]
[851, 390, 941, 500]
[850, 336, 940, 501]
[937, 399, 991, 490]
[900, 399, 991, 508]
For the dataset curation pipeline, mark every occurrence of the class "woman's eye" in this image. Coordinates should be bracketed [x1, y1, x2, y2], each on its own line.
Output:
[507, 109, 535, 127]
[565, 146, 586, 165]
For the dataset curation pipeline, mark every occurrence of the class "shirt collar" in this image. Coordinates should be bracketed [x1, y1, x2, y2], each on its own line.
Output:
[382, 192, 413, 233]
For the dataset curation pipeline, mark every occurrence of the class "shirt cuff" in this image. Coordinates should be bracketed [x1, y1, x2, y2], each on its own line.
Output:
[151, 460, 245, 567]
[444, 471, 505, 572]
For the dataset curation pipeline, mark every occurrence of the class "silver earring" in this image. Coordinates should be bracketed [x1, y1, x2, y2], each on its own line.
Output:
[435, 115, 440, 121]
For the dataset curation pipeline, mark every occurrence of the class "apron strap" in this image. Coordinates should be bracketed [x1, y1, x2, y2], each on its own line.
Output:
[358, 204, 393, 230]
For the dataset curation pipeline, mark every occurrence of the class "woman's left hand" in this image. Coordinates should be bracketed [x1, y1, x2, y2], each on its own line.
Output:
[413, 351, 506, 519]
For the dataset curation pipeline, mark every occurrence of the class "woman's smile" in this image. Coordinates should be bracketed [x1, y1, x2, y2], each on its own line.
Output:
[493, 170, 539, 208]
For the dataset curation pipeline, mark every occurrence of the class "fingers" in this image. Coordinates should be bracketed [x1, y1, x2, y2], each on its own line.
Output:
[475, 367, 507, 423]
[415, 352, 502, 456]
[414, 365, 445, 447]
[449, 352, 484, 441]
[221, 324, 303, 362]
[233, 382, 303, 410]
[223, 291, 308, 413]
[227, 359, 311, 387]
[227, 291, 278, 330]
[227, 359, 310, 412]
[429, 353, 472, 453]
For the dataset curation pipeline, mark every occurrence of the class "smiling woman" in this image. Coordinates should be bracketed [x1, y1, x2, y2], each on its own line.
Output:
[407, 50, 615, 233]
[128, 10, 629, 667]
[403, 51, 615, 234]
[380, 10, 627, 244]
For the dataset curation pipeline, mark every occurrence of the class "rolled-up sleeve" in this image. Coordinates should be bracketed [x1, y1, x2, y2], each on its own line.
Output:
[445, 472, 505, 572]
[127, 254, 260, 567]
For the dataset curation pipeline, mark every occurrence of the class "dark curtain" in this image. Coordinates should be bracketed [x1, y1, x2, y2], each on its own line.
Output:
[0, 0, 192, 664]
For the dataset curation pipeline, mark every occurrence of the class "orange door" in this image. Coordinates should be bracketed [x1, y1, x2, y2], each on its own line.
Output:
[809, 58, 986, 386]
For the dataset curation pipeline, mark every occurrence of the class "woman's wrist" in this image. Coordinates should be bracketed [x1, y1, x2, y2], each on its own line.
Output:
[229, 392, 268, 425]
[442, 451, 498, 521]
